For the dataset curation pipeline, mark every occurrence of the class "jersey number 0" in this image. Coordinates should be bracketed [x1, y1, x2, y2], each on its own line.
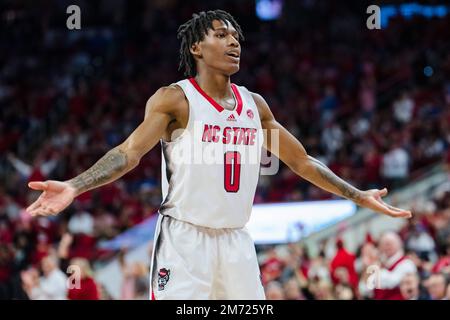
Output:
[224, 151, 241, 193]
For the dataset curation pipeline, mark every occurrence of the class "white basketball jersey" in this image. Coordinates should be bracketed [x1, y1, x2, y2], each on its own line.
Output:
[160, 78, 263, 228]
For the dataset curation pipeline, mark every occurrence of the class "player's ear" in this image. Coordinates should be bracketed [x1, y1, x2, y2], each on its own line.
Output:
[190, 42, 202, 59]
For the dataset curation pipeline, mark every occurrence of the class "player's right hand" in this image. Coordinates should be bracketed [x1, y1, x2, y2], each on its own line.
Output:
[26, 180, 77, 217]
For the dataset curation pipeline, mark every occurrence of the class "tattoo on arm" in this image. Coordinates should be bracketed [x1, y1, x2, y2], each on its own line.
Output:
[67, 148, 128, 194]
[308, 156, 362, 202]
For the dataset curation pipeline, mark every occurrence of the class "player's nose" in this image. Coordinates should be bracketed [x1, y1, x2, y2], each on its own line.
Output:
[227, 35, 239, 47]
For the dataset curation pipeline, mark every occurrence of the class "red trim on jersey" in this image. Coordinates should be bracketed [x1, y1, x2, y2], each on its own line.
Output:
[188, 78, 243, 115]
[387, 255, 407, 271]
[231, 83, 243, 116]
[373, 255, 409, 300]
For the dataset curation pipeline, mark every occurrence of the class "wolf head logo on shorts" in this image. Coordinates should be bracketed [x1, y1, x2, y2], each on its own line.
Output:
[157, 268, 170, 291]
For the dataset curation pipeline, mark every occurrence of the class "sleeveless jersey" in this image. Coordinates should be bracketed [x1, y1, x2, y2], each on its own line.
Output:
[159, 78, 263, 228]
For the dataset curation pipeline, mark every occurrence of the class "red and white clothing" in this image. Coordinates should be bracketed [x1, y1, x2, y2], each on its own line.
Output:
[373, 251, 417, 300]
[159, 78, 263, 228]
[68, 277, 99, 300]
[150, 78, 265, 300]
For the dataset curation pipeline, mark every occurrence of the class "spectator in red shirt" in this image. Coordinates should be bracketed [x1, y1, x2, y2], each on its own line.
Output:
[67, 258, 99, 300]
[330, 238, 358, 289]
[432, 248, 450, 274]
[373, 232, 417, 300]
[260, 246, 285, 284]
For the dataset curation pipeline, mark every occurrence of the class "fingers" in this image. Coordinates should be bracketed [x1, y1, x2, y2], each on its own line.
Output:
[27, 201, 59, 217]
[381, 200, 412, 218]
[26, 198, 43, 213]
[28, 181, 48, 191]
[390, 207, 412, 218]
[380, 203, 412, 218]
[28, 205, 45, 217]
[368, 197, 412, 219]
[384, 203, 404, 212]
[371, 189, 412, 218]
[386, 208, 412, 218]
[29, 206, 59, 217]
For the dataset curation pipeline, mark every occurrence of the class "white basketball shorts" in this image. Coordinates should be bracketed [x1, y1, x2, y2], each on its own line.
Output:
[149, 214, 265, 300]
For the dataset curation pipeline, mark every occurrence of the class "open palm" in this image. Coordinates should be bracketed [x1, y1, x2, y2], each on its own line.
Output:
[26, 181, 77, 216]
[356, 188, 412, 218]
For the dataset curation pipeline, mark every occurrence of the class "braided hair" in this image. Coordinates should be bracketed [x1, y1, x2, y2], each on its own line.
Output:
[177, 10, 244, 78]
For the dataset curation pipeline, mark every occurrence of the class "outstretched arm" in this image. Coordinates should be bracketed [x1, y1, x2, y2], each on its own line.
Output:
[27, 85, 186, 216]
[252, 92, 411, 218]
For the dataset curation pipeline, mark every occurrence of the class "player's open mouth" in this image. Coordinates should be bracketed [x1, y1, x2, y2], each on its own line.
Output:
[226, 53, 240, 64]
[226, 51, 240, 59]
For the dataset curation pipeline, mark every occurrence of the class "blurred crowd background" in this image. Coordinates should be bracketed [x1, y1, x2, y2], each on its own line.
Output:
[0, 0, 449, 299]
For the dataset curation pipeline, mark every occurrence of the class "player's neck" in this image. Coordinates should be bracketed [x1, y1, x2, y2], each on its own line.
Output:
[194, 72, 232, 100]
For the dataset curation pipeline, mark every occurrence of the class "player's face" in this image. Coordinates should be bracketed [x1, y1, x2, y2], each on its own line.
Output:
[194, 19, 241, 76]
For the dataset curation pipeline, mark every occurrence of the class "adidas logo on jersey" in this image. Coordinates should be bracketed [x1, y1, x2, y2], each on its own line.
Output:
[227, 114, 237, 121]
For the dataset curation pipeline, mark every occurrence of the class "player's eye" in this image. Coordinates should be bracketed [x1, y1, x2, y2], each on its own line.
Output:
[216, 33, 226, 38]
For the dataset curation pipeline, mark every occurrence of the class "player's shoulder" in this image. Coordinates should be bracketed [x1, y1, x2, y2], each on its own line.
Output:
[151, 84, 186, 104]
[245, 89, 272, 120]
[146, 84, 187, 114]
[238, 86, 265, 106]
[248, 91, 264, 103]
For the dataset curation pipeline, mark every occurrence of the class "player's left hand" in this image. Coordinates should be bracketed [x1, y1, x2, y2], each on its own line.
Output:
[356, 188, 412, 218]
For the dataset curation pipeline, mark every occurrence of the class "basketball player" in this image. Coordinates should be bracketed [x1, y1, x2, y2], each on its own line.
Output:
[26, 10, 412, 299]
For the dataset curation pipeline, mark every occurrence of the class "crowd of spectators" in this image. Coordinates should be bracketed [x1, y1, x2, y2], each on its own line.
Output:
[0, 1, 449, 299]
[259, 183, 450, 300]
